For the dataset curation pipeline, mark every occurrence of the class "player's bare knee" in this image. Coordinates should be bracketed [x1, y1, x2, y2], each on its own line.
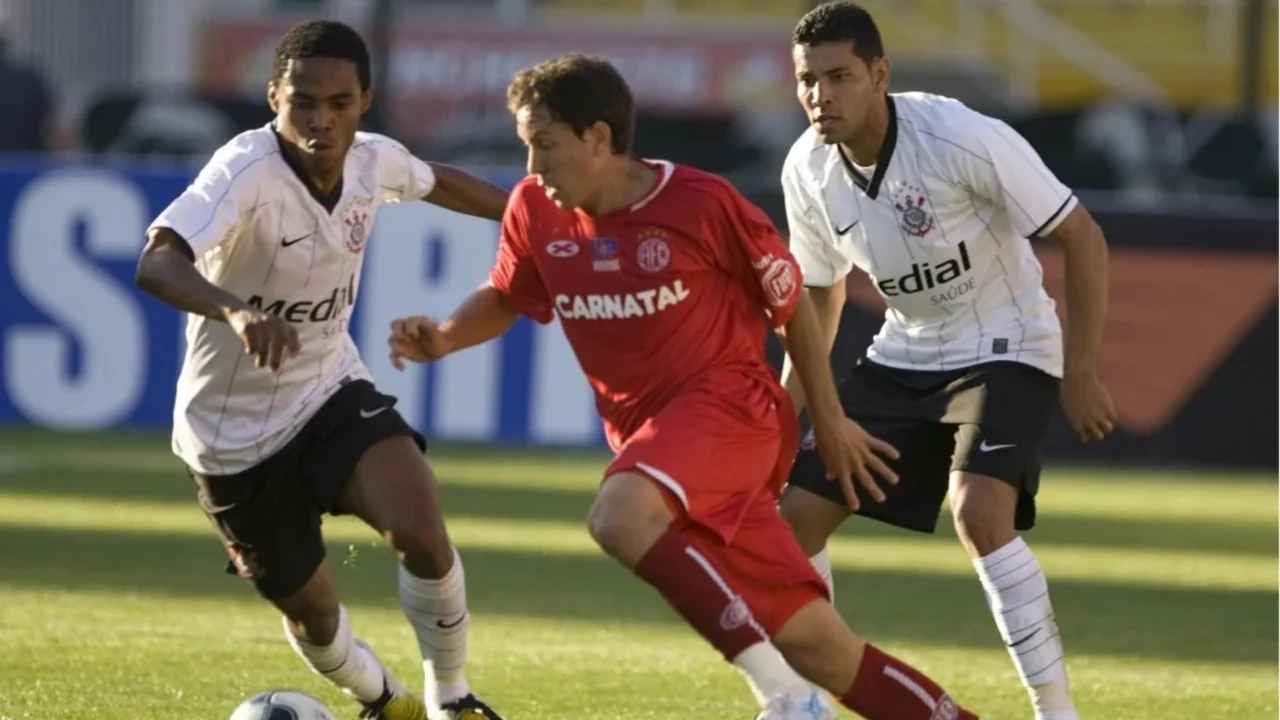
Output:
[950, 491, 1014, 557]
[279, 593, 341, 645]
[585, 494, 651, 560]
[588, 472, 674, 565]
[387, 516, 453, 578]
[949, 472, 1018, 554]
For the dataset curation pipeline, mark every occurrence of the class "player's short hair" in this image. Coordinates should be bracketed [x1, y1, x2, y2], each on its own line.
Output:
[506, 54, 635, 155]
[272, 20, 372, 90]
[792, 1, 885, 65]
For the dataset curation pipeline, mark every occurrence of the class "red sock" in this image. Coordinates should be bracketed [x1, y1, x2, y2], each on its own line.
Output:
[632, 529, 766, 661]
[842, 643, 979, 720]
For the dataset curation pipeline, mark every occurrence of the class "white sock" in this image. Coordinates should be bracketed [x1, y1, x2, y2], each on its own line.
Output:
[399, 547, 471, 709]
[809, 548, 834, 601]
[732, 642, 813, 707]
[284, 605, 394, 704]
[975, 537, 1078, 720]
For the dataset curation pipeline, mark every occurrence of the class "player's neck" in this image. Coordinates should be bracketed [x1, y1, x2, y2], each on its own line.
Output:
[840, 97, 890, 167]
[279, 138, 343, 195]
[580, 157, 658, 217]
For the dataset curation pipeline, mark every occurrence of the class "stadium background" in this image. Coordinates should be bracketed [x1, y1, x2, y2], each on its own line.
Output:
[0, 1, 1275, 718]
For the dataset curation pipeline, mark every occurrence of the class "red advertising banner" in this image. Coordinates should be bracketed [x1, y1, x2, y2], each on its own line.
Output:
[200, 17, 796, 137]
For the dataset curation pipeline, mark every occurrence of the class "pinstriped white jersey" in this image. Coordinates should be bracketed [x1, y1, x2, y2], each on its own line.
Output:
[148, 125, 436, 475]
[782, 92, 1071, 377]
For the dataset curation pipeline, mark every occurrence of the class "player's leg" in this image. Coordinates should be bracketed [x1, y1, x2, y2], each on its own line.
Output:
[700, 493, 982, 719]
[771, 600, 980, 719]
[190, 460, 406, 712]
[587, 470, 816, 707]
[588, 399, 824, 713]
[948, 363, 1076, 720]
[318, 381, 498, 719]
[337, 436, 491, 718]
[276, 564, 414, 712]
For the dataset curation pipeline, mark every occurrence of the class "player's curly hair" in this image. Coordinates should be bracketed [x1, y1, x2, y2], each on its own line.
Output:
[506, 54, 635, 155]
[272, 20, 372, 90]
[792, 1, 885, 66]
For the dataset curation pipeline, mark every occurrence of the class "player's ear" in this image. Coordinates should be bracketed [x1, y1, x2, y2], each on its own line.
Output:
[267, 81, 280, 114]
[587, 120, 611, 157]
[871, 56, 891, 94]
[360, 86, 374, 114]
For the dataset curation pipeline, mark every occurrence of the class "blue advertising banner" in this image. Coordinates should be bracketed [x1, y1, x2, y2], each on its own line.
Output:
[0, 159, 604, 446]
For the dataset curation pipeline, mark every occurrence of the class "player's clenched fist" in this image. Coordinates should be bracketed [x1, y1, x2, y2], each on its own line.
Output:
[811, 415, 900, 511]
[1062, 371, 1116, 443]
[226, 308, 300, 372]
[388, 315, 454, 370]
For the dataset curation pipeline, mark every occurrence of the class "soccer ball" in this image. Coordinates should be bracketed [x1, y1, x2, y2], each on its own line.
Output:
[229, 690, 339, 720]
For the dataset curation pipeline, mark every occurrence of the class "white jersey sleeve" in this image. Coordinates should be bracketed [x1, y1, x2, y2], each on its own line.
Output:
[148, 136, 269, 256]
[947, 113, 1077, 239]
[782, 158, 855, 288]
[367, 135, 437, 203]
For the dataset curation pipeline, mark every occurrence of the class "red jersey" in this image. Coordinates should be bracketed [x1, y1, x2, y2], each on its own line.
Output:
[489, 161, 803, 450]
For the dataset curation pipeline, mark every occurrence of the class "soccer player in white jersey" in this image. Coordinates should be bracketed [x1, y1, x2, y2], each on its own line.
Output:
[735, 3, 1118, 719]
[134, 21, 508, 720]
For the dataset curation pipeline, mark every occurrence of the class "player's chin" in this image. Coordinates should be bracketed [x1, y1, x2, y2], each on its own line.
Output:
[813, 126, 845, 145]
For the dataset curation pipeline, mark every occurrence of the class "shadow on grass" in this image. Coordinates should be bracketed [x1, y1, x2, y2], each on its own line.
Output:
[3, 463, 1273, 559]
[0, 522, 1272, 666]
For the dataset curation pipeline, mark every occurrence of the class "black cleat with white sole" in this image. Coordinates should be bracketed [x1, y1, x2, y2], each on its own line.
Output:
[441, 694, 504, 720]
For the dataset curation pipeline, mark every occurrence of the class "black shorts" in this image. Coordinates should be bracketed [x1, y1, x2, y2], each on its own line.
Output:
[188, 379, 426, 600]
[788, 359, 1060, 533]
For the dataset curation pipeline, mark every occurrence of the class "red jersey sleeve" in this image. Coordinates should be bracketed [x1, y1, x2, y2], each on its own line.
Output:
[488, 186, 555, 324]
[706, 182, 803, 328]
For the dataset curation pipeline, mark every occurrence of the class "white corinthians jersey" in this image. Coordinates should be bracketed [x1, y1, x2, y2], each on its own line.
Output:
[149, 125, 436, 475]
[782, 92, 1072, 377]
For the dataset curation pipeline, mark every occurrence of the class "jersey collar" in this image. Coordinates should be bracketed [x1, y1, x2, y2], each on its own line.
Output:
[835, 94, 898, 200]
[269, 123, 345, 214]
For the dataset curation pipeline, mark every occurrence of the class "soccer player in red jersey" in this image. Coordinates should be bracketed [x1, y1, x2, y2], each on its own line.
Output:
[388, 54, 981, 720]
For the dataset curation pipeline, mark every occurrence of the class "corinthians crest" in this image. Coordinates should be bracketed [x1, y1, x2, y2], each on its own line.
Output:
[342, 196, 373, 253]
[891, 185, 936, 238]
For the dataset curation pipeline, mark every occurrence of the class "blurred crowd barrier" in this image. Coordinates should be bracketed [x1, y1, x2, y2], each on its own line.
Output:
[0, 160, 1273, 468]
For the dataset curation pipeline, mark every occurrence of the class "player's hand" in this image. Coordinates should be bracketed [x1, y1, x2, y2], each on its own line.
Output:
[226, 308, 300, 372]
[388, 315, 453, 370]
[1062, 371, 1115, 442]
[810, 415, 900, 511]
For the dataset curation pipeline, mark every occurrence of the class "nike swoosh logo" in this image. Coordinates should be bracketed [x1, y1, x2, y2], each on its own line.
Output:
[360, 407, 389, 419]
[281, 233, 314, 247]
[1007, 627, 1041, 648]
[836, 220, 860, 235]
[436, 613, 467, 629]
[979, 440, 1017, 452]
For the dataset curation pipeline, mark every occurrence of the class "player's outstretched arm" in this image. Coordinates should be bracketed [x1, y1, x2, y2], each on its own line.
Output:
[388, 283, 518, 370]
[779, 280, 847, 415]
[1046, 203, 1116, 442]
[135, 228, 254, 321]
[423, 163, 508, 222]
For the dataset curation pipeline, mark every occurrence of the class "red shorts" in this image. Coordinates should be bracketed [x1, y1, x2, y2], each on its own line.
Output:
[605, 386, 829, 633]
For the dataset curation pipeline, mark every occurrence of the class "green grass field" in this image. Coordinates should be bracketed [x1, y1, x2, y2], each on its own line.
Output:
[0, 429, 1275, 719]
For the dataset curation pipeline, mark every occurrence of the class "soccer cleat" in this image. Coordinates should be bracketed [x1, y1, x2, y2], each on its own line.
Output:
[753, 689, 838, 720]
[358, 681, 430, 720]
[440, 694, 505, 720]
[359, 691, 430, 720]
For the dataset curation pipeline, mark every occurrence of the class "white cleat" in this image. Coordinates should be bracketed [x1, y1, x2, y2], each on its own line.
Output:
[754, 689, 839, 720]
